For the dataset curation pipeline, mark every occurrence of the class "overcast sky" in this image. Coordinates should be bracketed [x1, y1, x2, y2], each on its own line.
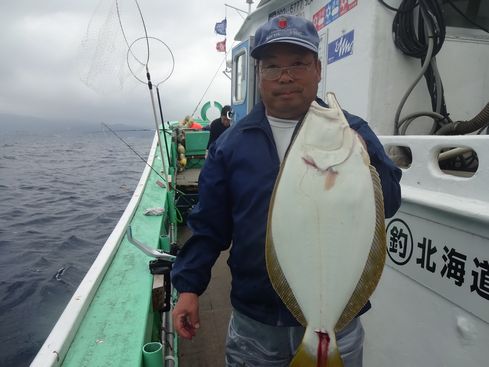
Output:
[0, 0, 257, 128]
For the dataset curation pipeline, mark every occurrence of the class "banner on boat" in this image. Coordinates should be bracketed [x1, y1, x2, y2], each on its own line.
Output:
[268, 0, 312, 19]
[386, 214, 489, 323]
[267, 0, 358, 30]
[313, 0, 358, 31]
[327, 30, 354, 64]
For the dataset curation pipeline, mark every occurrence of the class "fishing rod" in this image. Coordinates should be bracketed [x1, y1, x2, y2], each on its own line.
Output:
[101, 122, 167, 182]
[116, 0, 175, 187]
[143, 63, 169, 185]
[124, 35, 175, 179]
[101, 122, 188, 198]
[156, 86, 171, 164]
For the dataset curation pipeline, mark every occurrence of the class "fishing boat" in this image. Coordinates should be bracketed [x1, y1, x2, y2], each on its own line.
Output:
[231, 1, 489, 366]
[32, 1, 489, 366]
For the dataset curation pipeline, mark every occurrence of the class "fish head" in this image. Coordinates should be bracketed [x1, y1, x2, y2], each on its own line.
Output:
[299, 101, 355, 171]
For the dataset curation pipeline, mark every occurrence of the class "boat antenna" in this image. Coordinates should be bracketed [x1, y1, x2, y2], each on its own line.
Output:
[192, 1, 249, 117]
[224, 2, 252, 18]
[246, 0, 254, 14]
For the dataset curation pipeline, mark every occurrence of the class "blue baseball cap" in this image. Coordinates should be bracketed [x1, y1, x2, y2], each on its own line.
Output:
[251, 15, 320, 59]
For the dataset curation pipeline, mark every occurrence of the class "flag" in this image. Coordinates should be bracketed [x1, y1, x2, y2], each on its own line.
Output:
[215, 19, 227, 35]
[216, 38, 226, 52]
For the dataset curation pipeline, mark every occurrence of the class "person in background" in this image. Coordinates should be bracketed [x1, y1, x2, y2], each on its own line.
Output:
[181, 115, 203, 130]
[171, 15, 402, 367]
[202, 123, 211, 131]
[206, 105, 232, 157]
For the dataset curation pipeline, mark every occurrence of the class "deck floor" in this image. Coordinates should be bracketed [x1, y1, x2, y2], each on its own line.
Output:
[177, 225, 232, 367]
[176, 168, 201, 187]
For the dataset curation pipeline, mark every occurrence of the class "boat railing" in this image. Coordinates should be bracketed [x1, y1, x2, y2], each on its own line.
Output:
[379, 135, 489, 222]
[362, 135, 489, 366]
[30, 133, 161, 367]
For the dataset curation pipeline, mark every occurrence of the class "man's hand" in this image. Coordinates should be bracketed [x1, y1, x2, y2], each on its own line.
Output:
[172, 292, 200, 340]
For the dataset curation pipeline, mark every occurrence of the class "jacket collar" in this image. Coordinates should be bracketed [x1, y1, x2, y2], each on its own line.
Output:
[238, 102, 268, 130]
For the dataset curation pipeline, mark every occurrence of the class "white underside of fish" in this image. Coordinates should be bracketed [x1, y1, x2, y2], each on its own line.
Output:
[266, 93, 385, 366]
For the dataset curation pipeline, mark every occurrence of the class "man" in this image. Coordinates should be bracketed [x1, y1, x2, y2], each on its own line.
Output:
[172, 15, 402, 366]
[205, 105, 232, 157]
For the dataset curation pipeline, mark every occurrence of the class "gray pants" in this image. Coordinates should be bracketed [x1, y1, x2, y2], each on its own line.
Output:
[225, 310, 364, 367]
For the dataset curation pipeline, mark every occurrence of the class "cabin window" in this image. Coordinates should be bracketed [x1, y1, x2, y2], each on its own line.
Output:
[443, 0, 489, 31]
[233, 51, 247, 103]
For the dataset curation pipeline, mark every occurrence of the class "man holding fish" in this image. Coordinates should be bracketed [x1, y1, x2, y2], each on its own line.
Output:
[172, 15, 402, 367]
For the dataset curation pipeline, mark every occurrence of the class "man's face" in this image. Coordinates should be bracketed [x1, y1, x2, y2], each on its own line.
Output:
[258, 43, 321, 120]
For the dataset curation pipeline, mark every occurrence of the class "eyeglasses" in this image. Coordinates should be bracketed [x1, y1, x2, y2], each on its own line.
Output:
[259, 62, 313, 81]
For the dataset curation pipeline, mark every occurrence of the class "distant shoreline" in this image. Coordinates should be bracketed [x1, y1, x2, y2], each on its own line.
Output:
[0, 112, 155, 135]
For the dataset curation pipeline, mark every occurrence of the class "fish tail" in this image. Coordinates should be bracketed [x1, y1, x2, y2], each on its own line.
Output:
[325, 347, 344, 367]
[290, 343, 315, 367]
[290, 341, 344, 367]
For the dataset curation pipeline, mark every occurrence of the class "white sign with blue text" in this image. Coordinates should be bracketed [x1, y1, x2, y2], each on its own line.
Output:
[386, 213, 489, 323]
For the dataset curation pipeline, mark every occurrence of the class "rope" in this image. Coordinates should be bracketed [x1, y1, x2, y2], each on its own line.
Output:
[191, 54, 227, 117]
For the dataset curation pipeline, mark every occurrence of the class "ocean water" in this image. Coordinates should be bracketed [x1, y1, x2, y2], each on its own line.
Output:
[0, 129, 154, 366]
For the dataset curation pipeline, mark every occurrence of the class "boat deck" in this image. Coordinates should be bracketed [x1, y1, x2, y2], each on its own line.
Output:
[176, 168, 201, 187]
[177, 225, 232, 367]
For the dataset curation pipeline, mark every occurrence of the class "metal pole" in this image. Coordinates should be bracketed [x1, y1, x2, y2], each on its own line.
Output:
[246, 0, 254, 14]
[224, 3, 249, 15]
[146, 68, 169, 186]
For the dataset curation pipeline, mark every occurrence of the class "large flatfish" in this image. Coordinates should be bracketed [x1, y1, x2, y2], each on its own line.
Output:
[266, 93, 386, 367]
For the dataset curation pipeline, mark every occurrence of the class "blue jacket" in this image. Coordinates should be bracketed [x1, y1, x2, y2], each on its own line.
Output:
[171, 99, 402, 326]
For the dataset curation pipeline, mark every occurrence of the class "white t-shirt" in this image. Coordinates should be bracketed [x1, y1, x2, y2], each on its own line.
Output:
[267, 115, 299, 163]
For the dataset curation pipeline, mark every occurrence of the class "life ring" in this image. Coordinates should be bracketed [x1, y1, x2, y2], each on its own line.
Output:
[200, 101, 223, 121]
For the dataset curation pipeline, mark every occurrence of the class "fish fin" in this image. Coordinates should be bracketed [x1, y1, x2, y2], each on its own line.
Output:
[265, 165, 306, 326]
[290, 343, 344, 367]
[335, 165, 386, 331]
[265, 222, 307, 326]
